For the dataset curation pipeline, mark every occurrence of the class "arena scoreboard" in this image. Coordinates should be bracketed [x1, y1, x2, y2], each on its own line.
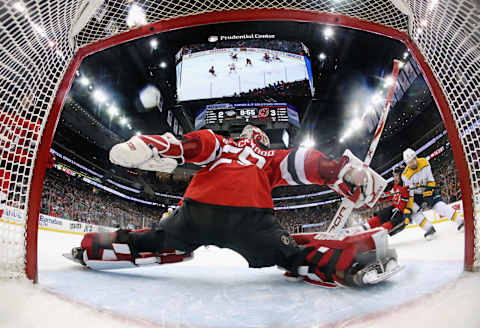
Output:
[195, 102, 300, 130]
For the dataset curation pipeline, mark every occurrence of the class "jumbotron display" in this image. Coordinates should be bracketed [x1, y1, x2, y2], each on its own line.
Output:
[176, 39, 314, 101]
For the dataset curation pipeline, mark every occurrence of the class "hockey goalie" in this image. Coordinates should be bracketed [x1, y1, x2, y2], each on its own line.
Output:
[68, 125, 401, 287]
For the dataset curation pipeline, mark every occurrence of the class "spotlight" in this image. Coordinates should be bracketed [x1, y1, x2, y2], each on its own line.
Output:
[300, 137, 315, 149]
[150, 39, 158, 49]
[79, 76, 90, 86]
[324, 27, 334, 40]
[93, 89, 107, 103]
[13, 2, 27, 13]
[108, 105, 119, 117]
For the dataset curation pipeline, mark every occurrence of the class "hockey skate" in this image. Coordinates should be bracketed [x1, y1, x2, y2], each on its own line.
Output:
[424, 226, 437, 241]
[343, 249, 403, 287]
[287, 228, 404, 288]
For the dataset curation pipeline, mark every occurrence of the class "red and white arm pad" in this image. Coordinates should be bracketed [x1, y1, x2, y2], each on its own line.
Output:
[109, 132, 184, 172]
[80, 230, 193, 271]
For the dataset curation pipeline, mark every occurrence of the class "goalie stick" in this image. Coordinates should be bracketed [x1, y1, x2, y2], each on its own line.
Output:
[327, 60, 401, 233]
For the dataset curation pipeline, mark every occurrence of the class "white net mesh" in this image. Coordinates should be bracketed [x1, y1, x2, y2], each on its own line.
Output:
[0, 0, 478, 279]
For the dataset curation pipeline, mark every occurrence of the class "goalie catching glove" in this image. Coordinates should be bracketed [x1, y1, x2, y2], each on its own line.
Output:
[109, 133, 184, 172]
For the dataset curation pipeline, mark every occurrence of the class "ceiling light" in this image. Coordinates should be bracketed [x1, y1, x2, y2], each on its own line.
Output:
[93, 89, 107, 103]
[160, 61, 167, 68]
[150, 39, 158, 49]
[372, 93, 383, 104]
[126, 4, 147, 28]
[319, 53, 326, 60]
[119, 117, 128, 126]
[13, 2, 27, 13]
[300, 137, 315, 149]
[323, 27, 334, 40]
[384, 76, 394, 87]
[79, 76, 90, 86]
[351, 118, 363, 130]
[108, 105, 119, 117]
[342, 130, 352, 141]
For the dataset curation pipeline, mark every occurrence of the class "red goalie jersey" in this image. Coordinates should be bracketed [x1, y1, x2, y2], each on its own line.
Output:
[182, 130, 341, 209]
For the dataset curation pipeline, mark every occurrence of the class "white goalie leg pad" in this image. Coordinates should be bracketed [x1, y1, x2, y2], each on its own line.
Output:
[83, 249, 137, 270]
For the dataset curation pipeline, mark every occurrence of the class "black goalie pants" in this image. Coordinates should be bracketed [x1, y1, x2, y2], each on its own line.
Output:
[131, 198, 302, 270]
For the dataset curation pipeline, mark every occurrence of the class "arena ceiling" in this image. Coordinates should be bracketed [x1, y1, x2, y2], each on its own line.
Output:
[57, 20, 444, 178]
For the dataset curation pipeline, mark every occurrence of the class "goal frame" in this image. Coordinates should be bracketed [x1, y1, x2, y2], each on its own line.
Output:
[26, 9, 475, 282]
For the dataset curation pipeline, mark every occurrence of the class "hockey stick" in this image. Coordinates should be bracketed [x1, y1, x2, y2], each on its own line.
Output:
[327, 60, 401, 233]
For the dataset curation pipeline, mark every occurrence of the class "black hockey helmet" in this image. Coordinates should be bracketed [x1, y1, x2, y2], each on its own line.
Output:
[393, 165, 405, 176]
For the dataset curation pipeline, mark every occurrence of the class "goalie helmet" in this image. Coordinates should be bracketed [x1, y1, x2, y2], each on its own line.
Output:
[240, 125, 270, 148]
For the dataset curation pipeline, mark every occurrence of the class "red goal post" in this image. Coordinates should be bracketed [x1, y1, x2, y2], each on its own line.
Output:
[0, 1, 478, 282]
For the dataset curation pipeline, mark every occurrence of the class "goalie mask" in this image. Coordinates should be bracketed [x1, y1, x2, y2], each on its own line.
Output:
[240, 125, 270, 149]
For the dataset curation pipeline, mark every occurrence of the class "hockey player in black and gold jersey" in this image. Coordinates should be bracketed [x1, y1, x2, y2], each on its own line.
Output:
[401, 148, 464, 232]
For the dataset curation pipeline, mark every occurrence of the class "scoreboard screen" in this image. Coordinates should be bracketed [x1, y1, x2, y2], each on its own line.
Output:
[195, 103, 299, 129]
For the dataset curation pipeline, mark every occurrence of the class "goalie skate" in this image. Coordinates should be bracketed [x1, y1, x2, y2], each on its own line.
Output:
[347, 250, 404, 286]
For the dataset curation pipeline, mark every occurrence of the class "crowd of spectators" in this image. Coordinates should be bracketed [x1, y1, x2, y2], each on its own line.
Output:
[233, 79, 311, 98]
[41, 169, 166, 229]
[430, 149, 461, 203]
[40, 143, 462, 234]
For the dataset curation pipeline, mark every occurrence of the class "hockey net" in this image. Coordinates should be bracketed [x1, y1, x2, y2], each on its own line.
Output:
[0, 0, 478, 280]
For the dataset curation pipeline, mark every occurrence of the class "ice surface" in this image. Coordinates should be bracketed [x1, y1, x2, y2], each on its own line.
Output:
[1, 221, 479, 328]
